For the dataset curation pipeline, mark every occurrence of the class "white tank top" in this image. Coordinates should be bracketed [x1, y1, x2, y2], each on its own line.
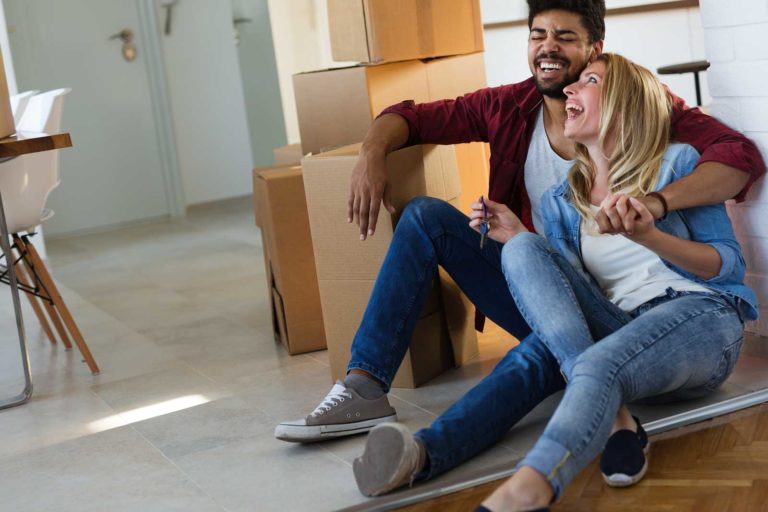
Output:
[524, 109, 574, 234]
[580, 210, 711, 312]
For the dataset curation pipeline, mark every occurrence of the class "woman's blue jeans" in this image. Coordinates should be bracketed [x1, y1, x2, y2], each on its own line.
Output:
[502, 232, 745, 498]
[346, 197, 568, 477]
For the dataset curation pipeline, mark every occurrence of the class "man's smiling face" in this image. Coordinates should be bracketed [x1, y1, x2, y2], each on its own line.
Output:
[527, 9, 602, 99]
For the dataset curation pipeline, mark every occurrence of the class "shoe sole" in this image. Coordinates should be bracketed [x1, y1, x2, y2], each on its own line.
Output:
[602, 441, 650, 488]
[353, 423, 415, 497]
[275, 414, 397, 443]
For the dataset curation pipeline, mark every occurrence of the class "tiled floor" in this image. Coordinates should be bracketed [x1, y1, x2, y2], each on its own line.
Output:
[1, 196, 767, 512]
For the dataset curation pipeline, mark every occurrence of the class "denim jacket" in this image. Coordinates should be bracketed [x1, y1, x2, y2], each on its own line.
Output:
[541, 143, 758, 321]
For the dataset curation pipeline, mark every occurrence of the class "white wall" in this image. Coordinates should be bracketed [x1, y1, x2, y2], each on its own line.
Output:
[267, 0, 353, 144]
[482, 6, 709, 108]
[159, 0, 254, 205]
[700, 0, 768, 336]
[1, 0, 47, 258]
[231, 0, 287, 167]
[0, 1, 17, 95]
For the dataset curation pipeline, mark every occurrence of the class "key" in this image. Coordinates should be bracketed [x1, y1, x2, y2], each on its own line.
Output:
[479, 196, 489, 249]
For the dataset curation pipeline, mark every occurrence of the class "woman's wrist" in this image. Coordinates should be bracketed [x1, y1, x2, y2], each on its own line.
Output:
[629, 226, 662, 247]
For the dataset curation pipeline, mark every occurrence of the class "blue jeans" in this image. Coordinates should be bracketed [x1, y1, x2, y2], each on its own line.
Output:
[502, 233, 745, 498]
[347, 197, 567, 476]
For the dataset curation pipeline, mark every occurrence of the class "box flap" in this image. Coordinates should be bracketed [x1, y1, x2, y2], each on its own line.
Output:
[271, 286, 289, 346]
[273, 144, 304, 166]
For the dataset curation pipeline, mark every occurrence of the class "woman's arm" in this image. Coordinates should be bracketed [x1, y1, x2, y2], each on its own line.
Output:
[624, 197, 724, 280]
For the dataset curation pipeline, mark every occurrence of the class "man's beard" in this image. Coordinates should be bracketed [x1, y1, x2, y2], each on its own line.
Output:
[533, 53, 580, 99]
[533, 74, 578, 99]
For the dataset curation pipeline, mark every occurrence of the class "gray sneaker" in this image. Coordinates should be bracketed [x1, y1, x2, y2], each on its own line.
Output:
[274, 381, 397, 442]
[353, 423, 423, 497]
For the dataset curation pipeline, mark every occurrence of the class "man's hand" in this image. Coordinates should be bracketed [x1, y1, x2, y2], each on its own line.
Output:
[468, 197, 527, 244]
[595, 193, 665, 235]
[347, 146, 396, 240]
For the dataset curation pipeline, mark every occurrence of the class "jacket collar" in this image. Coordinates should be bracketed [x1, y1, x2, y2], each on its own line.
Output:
[512, 77, 544, 116]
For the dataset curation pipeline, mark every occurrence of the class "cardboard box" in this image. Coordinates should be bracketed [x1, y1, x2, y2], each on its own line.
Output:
[253, 165, 326, 354]
[293, 52, 489, 213]
[302, 143, 478, 387]
[273, 143, 304, 166]
[328, 0, 484, 64]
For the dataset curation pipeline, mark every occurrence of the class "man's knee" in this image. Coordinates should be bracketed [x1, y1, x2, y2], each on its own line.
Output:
[400, 196, 458, 232]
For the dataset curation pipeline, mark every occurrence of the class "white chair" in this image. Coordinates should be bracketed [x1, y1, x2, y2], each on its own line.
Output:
[0, 88, 99, 374]
[10, 90, 39, 125]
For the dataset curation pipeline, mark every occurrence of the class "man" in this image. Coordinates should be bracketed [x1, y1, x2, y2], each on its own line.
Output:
[276, 0, 764, 492]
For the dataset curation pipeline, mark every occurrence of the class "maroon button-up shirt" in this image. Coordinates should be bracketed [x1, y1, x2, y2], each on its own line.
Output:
[382, 77, 766, 233]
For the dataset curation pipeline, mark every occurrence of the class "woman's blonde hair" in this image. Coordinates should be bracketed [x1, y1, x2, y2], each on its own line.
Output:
[567, 53, 671, 220]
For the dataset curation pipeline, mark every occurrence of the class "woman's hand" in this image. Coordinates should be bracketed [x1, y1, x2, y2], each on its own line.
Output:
[597, 193, 663, 235]
[468, 196, 528, 244]
[625, 197, 659, 242]
[599, 194, 658, 242]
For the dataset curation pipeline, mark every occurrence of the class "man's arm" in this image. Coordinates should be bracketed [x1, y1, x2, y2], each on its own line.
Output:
[348, 114, 410, 240]
[666, 92, 765, 205]
[651, 161, 749, 215]
[349, 88, 497, 239]
[597, 95, 766, 233]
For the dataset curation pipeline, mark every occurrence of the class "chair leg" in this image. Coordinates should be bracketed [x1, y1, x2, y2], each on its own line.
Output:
[11, 245, 59, 346]
[14, 237, 73, 349]
[19, 236, 100, 374]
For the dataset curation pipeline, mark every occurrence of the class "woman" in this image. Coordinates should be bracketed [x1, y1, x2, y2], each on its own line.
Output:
[355, 54, 758, 512]
[478, 53, 757, 511]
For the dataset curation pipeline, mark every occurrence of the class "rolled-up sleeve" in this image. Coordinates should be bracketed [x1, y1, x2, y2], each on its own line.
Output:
[378, 87, 496, 148]
[669, 92, 766, 202]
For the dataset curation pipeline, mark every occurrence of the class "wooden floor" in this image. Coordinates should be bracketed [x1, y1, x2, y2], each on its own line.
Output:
[397, 403, 768, 512]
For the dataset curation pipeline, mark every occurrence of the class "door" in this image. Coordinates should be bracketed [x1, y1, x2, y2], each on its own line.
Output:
[4, 0, 176, 235]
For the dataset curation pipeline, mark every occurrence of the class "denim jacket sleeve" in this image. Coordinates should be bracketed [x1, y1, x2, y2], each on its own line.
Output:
[655, 144, 747, 286]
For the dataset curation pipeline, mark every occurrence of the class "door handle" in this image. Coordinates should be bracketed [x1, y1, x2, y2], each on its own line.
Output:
[109, 29, 137, 62]
[109, 29, 134, 43]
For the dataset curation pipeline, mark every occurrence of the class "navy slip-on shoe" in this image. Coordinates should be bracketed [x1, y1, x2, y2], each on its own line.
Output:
[600, 415, 649, 487]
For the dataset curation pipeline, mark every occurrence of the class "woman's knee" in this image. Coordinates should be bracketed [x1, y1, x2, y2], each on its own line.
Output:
[501, 232, 548, 280]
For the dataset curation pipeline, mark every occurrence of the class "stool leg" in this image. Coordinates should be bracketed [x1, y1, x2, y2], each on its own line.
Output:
[15, 237, 73, 349]
[20, 236, 100, 374]
[0, 190, 32, 409]
[12, 244, 58, 346]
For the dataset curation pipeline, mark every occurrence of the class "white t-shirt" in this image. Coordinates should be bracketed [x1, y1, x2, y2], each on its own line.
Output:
[580, 209, 711, 311]
[524, 109, 574, 235]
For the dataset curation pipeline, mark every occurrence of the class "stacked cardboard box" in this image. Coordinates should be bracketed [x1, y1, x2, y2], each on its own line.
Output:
[327, 0, 484, 64]
[253, 165, 326, 354]
[302, 143, 477, 387]
[293, 52, 490, 214]
[254, 0, 487, 387]
[272, 143, 304, 166]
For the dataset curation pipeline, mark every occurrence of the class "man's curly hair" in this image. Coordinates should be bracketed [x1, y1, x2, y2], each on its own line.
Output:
[527, 0, 606, 43]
